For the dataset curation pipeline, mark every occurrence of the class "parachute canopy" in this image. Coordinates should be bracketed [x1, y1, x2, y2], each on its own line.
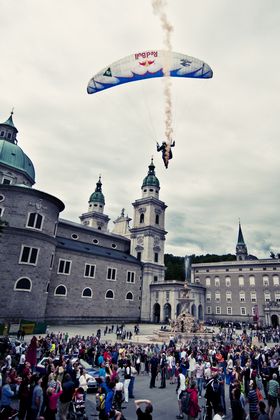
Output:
[87, 50, 213, 94]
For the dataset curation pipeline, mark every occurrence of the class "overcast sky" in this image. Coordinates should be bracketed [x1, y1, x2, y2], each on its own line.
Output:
[1, 0, 279, 258]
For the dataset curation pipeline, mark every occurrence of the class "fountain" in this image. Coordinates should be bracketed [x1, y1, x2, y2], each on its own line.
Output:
[153, 255, 213, 343]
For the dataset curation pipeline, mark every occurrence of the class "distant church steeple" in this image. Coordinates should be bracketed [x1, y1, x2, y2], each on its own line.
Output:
[236, 221, 248, 261]
[79, 176, 110, 231]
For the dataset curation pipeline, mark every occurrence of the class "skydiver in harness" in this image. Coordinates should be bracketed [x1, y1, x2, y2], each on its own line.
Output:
[156, 140, 175, 168]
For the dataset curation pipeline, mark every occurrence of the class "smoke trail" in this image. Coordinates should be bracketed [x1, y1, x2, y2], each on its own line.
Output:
[152, 0, 173, 162]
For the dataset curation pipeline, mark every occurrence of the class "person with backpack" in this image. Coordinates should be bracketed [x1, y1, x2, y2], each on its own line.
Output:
[176, 367, 186, 419]
[205, 373, 221, 420]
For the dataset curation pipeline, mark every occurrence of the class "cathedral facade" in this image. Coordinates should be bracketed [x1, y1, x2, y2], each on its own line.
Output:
[0, 112, 167, 324]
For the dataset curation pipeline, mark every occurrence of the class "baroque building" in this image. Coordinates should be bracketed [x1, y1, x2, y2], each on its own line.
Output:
[191, 224, 280, 327]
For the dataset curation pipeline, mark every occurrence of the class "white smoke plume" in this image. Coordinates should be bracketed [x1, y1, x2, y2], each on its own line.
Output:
[152, 0, 173, 159]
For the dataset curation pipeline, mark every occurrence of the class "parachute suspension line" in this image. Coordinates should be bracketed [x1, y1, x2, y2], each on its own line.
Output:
[140, 82, 158, 141]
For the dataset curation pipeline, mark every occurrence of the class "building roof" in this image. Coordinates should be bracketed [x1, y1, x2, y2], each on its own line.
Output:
[142, 158, 160, 188]
[237, 222, 245, 245]
[0, 113, 35, 184]
[0, 140, 35, 183]
[89, 176, 105, 204]
[56, 236, 142, 264]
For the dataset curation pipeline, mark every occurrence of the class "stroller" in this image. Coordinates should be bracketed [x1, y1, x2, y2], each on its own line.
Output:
[69, 387, 88, 420]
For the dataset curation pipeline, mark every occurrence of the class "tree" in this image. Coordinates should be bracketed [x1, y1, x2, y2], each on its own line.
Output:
[164, 253, 236, 280]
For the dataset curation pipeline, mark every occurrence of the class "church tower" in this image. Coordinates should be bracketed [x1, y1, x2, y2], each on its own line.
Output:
[79, 176, 110, 231]
[0, 112, 35, 186]
[130, 159, 167, 321]
[236, 221, 248, 261]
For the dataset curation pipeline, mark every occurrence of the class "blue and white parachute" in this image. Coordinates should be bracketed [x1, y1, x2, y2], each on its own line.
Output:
[87, 50, 213, 94]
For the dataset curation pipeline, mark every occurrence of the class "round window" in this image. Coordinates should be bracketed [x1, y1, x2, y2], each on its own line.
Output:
[112, 244, 117, 249]
[93, 239, 99, 244]
[71, 234, 79, 240]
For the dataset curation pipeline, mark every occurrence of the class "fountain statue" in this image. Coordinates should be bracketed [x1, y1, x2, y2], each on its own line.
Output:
[152, 255, 211, 343]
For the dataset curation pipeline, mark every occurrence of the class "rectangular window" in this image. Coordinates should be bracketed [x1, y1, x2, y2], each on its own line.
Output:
[107, 267, 116, 280]
[19, 246, 39, 265]
[240, 307, 246, 315]
[249, 276, 255, 286]
[166, 291, 170, 299]
[205, 277, 211, 286]
[26, 212, 43, 230]
[206, 292, 211, 302]
[263, 276, 269, 287]
[154, 253, 158, 263]
[127, 271, 135, 283]
[250, 292, 257, 303]
[264, 292, 271, 302]
[275, 292, 280, 303]
[227, 307, 232, 315]
[216, 306, 221, 315]
[273, 276, 279, 286]
[215, 292, 220, 302]
[155, 291, 159, 299]
[214, 277, 220, 287]
[84, 264, 96, 278]
[2, 177, 12, 185]
[225, 277, 231, 287]
[137, 252, 141, 261]
[226, 292, 232, 302]
[153, 276, 158, 282]
[49, 253, 54, 270]
[240, 292, 245, 302]
[57, 259, 71, 274]
[239, 276, 244, 287]
[206, 306, 212, 314]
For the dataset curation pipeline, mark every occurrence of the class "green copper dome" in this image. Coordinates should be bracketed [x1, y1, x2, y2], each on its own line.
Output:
[0, 113, 35, 184]
[142, 158, 160, 188]
[89, 176, 105, 204]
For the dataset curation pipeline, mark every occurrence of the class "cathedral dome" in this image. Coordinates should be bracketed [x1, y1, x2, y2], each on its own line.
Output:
[0, 113, 35, 184]
[142, 158, 160, 188]
[89, 176, 105, 204]
[0, 140, 35, 183]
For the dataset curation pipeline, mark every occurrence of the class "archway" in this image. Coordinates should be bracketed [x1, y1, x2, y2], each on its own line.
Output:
[163, 303, 171, 323]
[271, 314, 279, 328]
[198, 304, 203, 321]
[153, 303, 160, 323]
[176, 303, 182, 317]
[191, 304, 197, 318]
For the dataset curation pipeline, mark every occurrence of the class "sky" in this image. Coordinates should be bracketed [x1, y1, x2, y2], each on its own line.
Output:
[0, 0, 279, 258]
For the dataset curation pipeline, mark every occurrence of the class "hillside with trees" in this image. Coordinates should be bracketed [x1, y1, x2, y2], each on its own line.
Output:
[164, 253, 236, 280]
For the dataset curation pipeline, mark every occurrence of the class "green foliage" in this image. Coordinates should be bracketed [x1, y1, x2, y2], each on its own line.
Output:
[164, 253, 236, 280]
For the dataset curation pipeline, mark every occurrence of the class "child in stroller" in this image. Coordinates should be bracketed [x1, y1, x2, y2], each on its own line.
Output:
[69, 387, 87, 419]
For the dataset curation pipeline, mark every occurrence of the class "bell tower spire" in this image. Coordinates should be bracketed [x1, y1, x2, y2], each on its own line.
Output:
[236, 221, 248, 261]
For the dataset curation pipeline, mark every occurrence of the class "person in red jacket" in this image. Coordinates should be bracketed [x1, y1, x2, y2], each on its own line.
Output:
[187, 381, 201, 419]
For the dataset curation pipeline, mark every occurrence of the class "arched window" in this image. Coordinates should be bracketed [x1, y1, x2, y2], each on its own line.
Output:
[155, 214, 159, 224]
[54, 285, 67, 296]
[126, 292, 134, 301]
[105, 289, 114, 299]
[14, 277, 32, 291]
[82, 287, 92, 298]
[140, 213, 144, 223]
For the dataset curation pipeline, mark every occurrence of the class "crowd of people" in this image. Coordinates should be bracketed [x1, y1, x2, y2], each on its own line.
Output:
[0, 324, 279, 420]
